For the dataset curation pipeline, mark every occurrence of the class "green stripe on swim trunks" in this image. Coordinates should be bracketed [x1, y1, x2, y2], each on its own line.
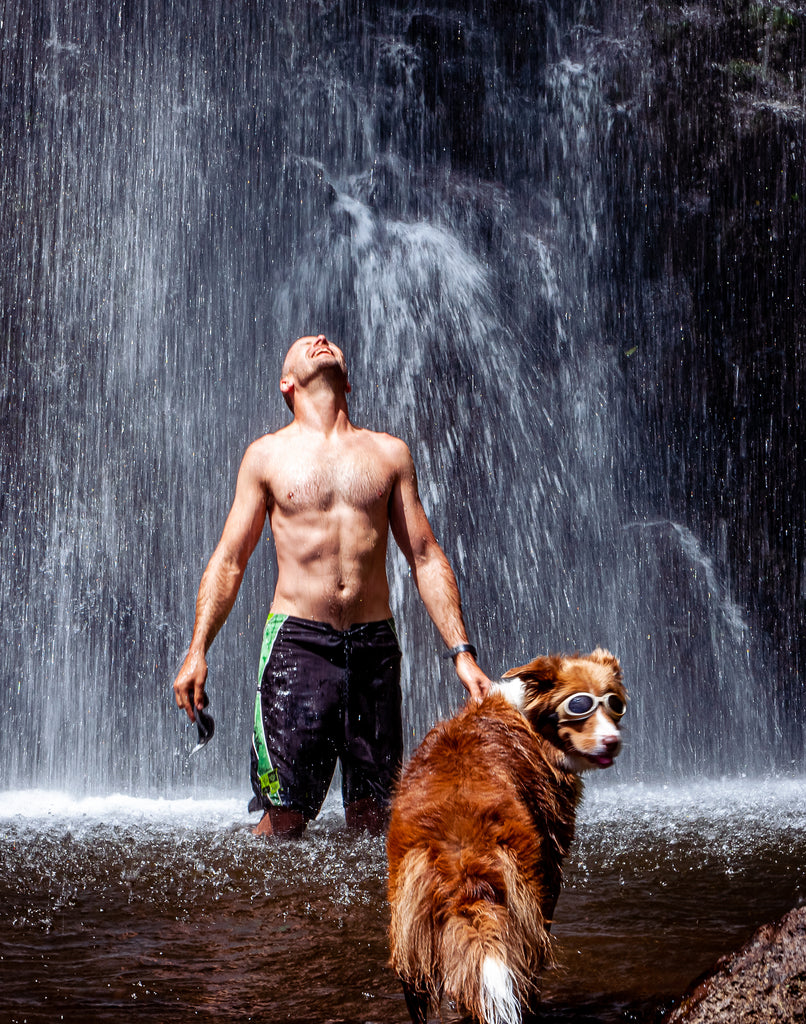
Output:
[253, 613, 288, 806]
[258, 612, 288, 685]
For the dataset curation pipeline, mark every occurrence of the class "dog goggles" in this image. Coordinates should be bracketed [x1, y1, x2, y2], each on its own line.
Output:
[554, 692, 626, 723]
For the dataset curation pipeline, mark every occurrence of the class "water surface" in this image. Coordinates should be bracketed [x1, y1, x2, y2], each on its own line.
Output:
[3, 779, 804, 1023]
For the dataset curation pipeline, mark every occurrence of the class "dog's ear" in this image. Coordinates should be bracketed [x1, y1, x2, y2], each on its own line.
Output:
[502, 655, 563, 687]
[503, 655, 564, 724]
[587, 648, 622, 685]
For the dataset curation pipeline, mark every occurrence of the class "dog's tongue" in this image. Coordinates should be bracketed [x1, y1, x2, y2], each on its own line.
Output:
[593, 754, 614, 768]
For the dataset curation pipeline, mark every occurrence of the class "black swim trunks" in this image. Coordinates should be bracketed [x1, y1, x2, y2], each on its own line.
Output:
[249, 614, 403, 821]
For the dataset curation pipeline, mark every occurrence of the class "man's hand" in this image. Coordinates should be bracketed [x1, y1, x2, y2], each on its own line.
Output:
[454, 652, 493, 702]
[173, 649, 208, 722]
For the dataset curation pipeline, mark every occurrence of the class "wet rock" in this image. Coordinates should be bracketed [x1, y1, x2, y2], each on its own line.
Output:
[664, 906, 806, 1024]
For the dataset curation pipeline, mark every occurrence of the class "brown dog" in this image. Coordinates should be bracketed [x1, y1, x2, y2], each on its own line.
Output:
[387, 649, 627, 1024]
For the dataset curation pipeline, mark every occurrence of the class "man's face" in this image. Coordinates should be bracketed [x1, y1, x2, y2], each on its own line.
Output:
[281, 334, 350, 394]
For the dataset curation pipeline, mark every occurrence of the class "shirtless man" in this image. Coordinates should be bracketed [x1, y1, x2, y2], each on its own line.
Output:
[173, 334, 491, 836]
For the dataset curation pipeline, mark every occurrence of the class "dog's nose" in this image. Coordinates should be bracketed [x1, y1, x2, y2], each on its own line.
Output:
[602, 734, 620, 753]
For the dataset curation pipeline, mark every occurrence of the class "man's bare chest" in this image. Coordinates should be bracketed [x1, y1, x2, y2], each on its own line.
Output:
[271, 449, 392, 514]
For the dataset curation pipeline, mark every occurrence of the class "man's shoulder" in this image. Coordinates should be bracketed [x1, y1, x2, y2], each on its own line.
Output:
[353, 425, 409, 452]
[245, 424, 295, 453]
[238, 427, 293, 475]
[354, 427, 412, 464]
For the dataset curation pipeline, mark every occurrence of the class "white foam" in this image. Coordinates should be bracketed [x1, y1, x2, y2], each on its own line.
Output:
[0, 789, 245, 826]
[579, 777, 806, 824]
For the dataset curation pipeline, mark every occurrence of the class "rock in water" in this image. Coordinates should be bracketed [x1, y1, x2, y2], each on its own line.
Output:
[665, 906, 806, 1024]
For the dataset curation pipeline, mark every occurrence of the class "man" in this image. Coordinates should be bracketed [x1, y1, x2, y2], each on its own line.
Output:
[173, 334, 491, 836]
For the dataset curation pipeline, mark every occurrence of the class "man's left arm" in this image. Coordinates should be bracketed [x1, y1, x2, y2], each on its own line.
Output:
[388, 441, 492, 700]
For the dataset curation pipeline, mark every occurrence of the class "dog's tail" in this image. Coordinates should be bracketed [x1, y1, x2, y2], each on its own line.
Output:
[389, 846, 552, 1024]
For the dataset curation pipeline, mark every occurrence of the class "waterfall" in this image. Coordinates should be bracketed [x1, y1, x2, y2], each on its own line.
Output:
[2, 0, 803, 796]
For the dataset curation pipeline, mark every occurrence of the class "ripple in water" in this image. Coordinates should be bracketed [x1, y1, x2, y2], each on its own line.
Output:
[2, 779, 805, 1023]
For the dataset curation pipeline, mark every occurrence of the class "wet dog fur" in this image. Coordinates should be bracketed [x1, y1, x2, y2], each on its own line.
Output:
[386, 648, 626, 1024]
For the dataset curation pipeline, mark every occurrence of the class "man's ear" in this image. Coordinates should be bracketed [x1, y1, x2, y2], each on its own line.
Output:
[279, 376, 295, 411]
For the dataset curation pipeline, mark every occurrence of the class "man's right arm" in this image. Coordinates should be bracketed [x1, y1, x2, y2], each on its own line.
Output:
[172, 442, 269, 721]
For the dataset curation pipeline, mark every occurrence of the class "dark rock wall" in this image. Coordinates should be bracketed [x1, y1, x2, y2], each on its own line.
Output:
[621, 0, 806, 700]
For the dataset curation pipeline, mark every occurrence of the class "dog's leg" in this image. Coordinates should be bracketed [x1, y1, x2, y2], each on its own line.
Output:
[542, 869, 563, 934]
[401, 980, 429, 1024]
[522, 982, 545, 1021]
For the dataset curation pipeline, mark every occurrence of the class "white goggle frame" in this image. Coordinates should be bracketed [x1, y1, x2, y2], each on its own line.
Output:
[555, 691, 626, 724]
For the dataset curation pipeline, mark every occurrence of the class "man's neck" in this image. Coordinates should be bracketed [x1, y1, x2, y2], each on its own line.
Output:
[291, 386, 352, 435]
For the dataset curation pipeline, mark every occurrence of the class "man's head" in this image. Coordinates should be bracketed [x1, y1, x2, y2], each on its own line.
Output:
[280, 334, 351, 412]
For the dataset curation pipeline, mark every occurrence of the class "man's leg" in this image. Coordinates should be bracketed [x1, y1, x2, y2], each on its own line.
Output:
[252, 807, 306, 838]
[342, 620, 403, 835]
[344, 796, 387, 835]
[250, 616, 342, 837]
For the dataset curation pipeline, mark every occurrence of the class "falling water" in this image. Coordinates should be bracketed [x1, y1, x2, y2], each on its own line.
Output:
[2, 1, 804, 788]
